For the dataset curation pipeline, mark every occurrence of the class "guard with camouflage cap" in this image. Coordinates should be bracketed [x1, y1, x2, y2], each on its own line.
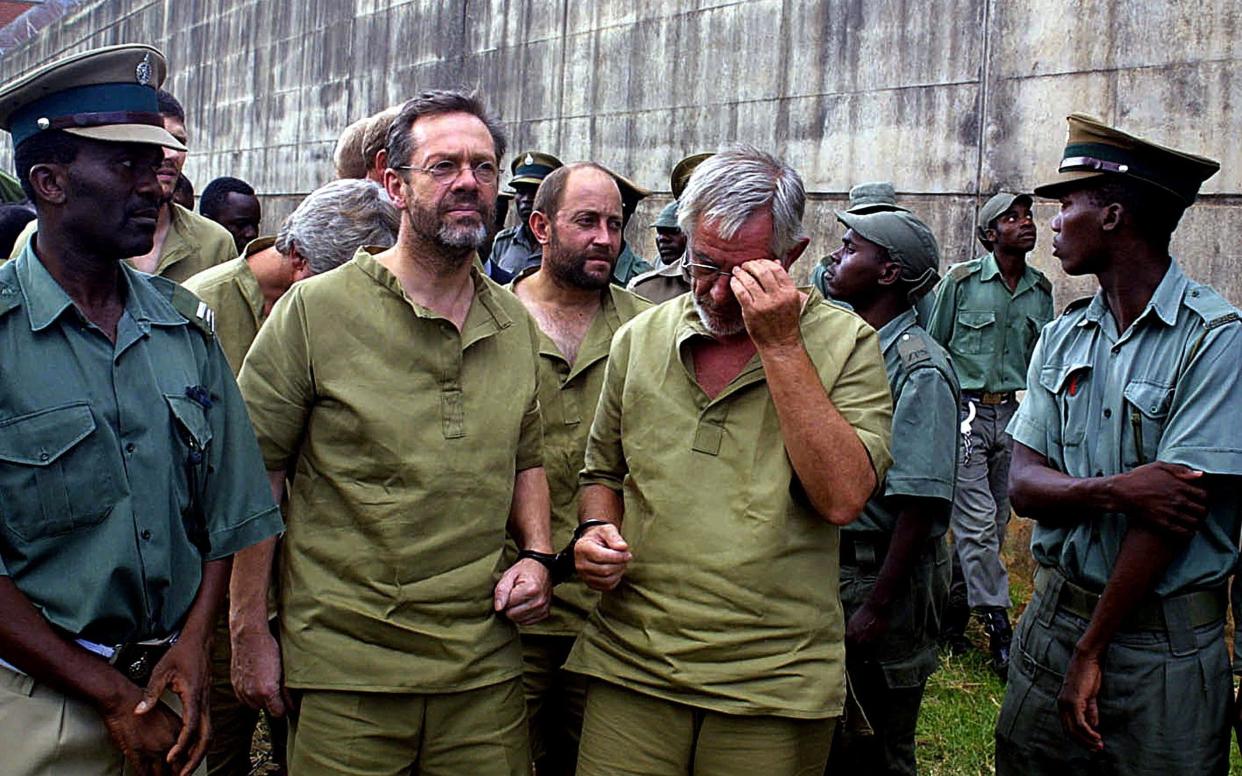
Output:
[0, 44, 283, 775]
[996, 114, 1242, 776]
[489, 150, 563, 276]
[811, 181, 910, 302]
[821, 208, 958, 776]
[627, 199, 691, 303]
[927, 186, 1053, 676]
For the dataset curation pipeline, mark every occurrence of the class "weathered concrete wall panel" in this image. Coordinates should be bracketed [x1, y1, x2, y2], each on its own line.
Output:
[1, 0, 1239, 314]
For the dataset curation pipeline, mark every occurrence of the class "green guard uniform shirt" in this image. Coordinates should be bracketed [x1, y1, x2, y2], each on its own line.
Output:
[846, 308, 959, 537]
[610, 242, 653, 288]
[927, 253, 1054, 392]
[506, 273, 651, 636]
[565, 290, 893, 718]
[1008, 261, 1242, 598]
[238, 247, 545, 693]
[182, 237, 275, 376]
[0, 247, 283, 645]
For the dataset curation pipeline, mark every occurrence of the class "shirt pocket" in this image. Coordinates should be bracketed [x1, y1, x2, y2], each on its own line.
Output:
[0, 403, 124, 541]
[1122, 380, 1173, 466]
[1038, 363, 1092, 449]
[953, 310, 996, 355]
[165, 395, 213, 501]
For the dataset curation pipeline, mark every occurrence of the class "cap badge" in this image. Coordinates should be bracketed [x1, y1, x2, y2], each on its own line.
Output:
[36, 117, 50, 130]
[525, 153, 534, 165]
[135, 52, 152, 86]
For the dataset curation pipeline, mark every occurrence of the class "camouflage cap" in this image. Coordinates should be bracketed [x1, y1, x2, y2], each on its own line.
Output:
[845, 181, 910, 214]
[1034, 113, 1219, 206]
[650, 200, 680, 229]
[671, 152, 713, 200]
[509, 150, 563, 187]
[0, 44, 184, 152]
[836, 209, 940, 292]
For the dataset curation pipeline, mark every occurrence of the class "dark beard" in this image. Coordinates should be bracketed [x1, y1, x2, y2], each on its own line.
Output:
[545, 248, 613, 290]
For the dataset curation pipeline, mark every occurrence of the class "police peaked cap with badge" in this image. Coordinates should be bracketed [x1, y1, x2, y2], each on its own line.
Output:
[509, 151, 563, 187]
[0, 44, 185, 152]
[845, 181, 910, 215]
[836, 208, 941, 298]
[1034, 113, 1219, 207]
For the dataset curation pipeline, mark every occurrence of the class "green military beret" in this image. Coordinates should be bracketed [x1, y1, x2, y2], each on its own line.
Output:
[845, 181, 910, 214]
[0, 44, 185, 152]
[836, 209, 940, 290]
[509, 150, 563, 187]
[1034, 113, 1219, 206]
[976, 191, 1032, 232]
[650, 200, 680, 229]
[671, 152, 713, 200]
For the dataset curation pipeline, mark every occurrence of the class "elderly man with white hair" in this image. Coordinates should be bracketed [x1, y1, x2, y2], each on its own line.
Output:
[565, 145, 894, 776]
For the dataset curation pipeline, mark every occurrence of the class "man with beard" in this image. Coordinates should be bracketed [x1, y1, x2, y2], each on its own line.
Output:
[507, 163, 651, 775]
[0, 44, 283, 774]
[820, 209, 958, 776]
[995, 114, 1242, 775]
[232, 90, 552, 775]
[489, 150, 562, 277]
[927, 191, 1054, 675]
[566, 146, 893, 776]
[7, 89, 236, 282]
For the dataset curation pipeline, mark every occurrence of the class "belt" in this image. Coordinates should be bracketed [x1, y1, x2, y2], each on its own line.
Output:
[1033, 567, 1224, 632]
[0, 631, 177, 686]
[962, 390, 1015, 405]
[840, 533, 890, 567]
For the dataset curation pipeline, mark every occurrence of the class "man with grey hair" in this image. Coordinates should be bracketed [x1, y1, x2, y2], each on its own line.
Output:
[233, 90, 552, 775]
[565, 145, 894, 775]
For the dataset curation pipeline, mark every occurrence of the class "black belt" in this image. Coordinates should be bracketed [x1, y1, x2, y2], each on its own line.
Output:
[962, 390, 1016, 405]
[1033, 567, 1224, 633]
[109, 633, 179, 686]
[840, 533, 890, 567]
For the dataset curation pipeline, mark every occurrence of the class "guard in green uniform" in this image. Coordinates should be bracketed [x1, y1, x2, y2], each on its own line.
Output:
[187, 178, 399, 776]
[0, 44, 283, 775]
[232, 90, 552, 776]
[490, 150, 562, 276]
[809, 182, 911, 309]
[568, 147, 893, 776]
[627, 200, 690, 303]
[508, 162, 651, 775]
[927, 191, 1054, 674]
[820, 208, 958, 775]
[995, 114, 1241, 776]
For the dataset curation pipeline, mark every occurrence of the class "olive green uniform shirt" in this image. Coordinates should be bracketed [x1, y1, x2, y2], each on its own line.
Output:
[565, 290, 893, 718]
[1008, 261, 1242, 598]
[506, 272, 652, 636]
[8, 204, 236, 283]
[926, 253, 1054, 392]
[238, 247, 545, 693]
[182, 237, 275, 376]
[626, 257, 691, 304]
[846, 309, 959, 537]
[0, 246, 283, 645]
[611, 242, 653, 288]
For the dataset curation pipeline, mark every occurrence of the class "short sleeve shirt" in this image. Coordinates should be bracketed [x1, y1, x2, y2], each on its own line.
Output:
[847, 309, 959, 537]
[238, 247, 544, 693]
[0, 247, 282, 644]
[489, 225, 542, 277]
[182, 237, 274, 376]
[1008, 261, 1242, 595]
[564, 290, 893, 718]
[927, 253, 1054, 392]
[626, 257, 691, 304]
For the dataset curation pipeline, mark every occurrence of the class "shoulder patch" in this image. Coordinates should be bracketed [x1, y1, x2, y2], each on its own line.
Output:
[896, 332, 931, 367]
[150, 275, 216, 336]
[1063, 296, 1092, 315]
[1184, 284, 1241, 330]
[945, 261, 977, 282]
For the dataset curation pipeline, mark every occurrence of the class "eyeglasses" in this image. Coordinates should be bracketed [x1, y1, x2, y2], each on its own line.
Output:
[394, 160, 499, 185]
[684, 260, 735, 280]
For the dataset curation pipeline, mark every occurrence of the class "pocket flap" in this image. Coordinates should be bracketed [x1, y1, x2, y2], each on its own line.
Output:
[165, 394, 213, 448]
[0, 404, 95, 466]
[957, 311, 996, 329]
[1123, 380, 1173, 418]
[1038, 363, 1091, 394]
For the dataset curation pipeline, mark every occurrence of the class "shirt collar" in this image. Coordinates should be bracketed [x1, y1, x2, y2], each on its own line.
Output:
[877, 307, 919, 353]
[352, 245, 512, 331]
[1078, 260, 1187, 330]
[674, 283, 826, 346]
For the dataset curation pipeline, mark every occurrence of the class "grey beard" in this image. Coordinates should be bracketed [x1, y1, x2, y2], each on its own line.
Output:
[692, 295, 747, 337]
[437, 221, 487, 252]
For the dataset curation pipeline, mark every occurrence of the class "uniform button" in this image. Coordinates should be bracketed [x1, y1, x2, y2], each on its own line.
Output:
[38, 451, 49, 461]
[1103, 408, 1111, 419]
[126, 442, 136, 453]
[1095, 471, 1104, 477]
[141, 529, 152, 541]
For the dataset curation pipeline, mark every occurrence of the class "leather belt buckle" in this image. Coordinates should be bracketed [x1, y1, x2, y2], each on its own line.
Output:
[979, 391, 1013, 405]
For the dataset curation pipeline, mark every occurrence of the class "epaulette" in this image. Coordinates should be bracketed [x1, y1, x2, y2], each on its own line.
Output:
[149, 275, 216, 337]
[944, 261, 979, 283]
[1063, 296, 1092, 315]
[1184, 284, 1241, 330]
[896, 331, 931, 367]
[1036, 273, 1053, 294]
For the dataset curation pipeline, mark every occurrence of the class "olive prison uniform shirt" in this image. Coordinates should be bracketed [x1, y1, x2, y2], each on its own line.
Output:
[926, 253, 1054, 393]
[845, 308, 959, 537]
[565, 289, 893, 719]
[182, 236, 275, 376]
[1008, 261, 1242, 599]
[506, 271, 652, 636]
[238, 246, 544, 693]
[0, 247, 283, 645]
[8, 204, 237, 284]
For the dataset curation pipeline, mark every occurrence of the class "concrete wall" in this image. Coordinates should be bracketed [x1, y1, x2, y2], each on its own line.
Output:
[1, 0, 1239, 307]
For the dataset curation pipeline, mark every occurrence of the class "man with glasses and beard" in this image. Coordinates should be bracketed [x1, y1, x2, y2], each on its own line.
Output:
[507, 162, 651, 775]
[565, 146, 893, 776]
[232, 90, 553, 776]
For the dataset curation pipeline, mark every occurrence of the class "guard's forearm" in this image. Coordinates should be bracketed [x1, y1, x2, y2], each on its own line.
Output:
[229, 538, 275, 637]
[1009, 443, 1120, 524]
[865, 498, 941, 611]
[1075, 526, 1185, 657]
[578, 483, 624, 529]
[0, 577, 131, 711]
[761, 342, 874, 524]
[180, 558, 230, 647]
[508, 466, 553, 553]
